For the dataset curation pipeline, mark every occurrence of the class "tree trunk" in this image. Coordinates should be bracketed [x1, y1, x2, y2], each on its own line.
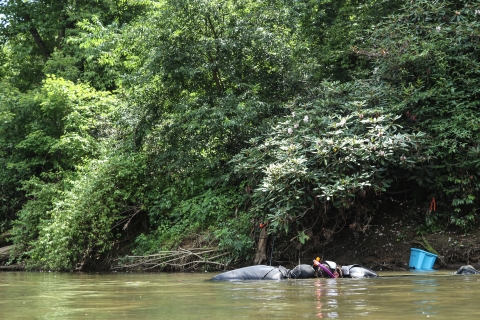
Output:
[0, 245, 14, 262]
[253, 227, 268, 265]
[0, 230, 11, 246]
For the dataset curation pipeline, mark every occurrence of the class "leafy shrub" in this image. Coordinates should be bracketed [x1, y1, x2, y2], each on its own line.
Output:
[2, 76, 117, 227]
[134, 187, 253, 260]
[232, 80, 425, 237]
[18, 154, 146, 271]
[6, 76, 131, 270]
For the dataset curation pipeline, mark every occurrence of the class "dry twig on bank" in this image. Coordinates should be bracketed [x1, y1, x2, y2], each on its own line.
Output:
[113, 247, 229, 271]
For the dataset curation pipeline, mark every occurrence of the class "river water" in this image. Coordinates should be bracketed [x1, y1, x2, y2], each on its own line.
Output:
[1, 270, 479, 319]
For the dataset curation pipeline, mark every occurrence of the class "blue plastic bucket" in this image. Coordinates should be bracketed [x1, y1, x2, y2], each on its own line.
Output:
[409, 248, 427, 270]
[421, 251, 438, 270]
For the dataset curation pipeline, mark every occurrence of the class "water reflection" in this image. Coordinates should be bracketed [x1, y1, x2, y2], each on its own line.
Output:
[412, 278, 439, 316]
[2, 271, 480, 319]
[314, 279, 339, 318]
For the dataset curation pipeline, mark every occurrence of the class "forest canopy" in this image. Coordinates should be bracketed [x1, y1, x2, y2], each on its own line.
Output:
[1, 0, 480, 271]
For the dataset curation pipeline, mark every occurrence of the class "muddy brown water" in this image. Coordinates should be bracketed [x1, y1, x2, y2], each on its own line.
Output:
[0, 270, 479, 319]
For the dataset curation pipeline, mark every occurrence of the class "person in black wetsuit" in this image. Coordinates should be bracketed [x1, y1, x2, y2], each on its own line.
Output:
[455, 265, 480, 275]
[210, 264, 317, 281]
[211, 259, 379, 281]
[211, 262, 480, 280]
[313, 259, 379, 278]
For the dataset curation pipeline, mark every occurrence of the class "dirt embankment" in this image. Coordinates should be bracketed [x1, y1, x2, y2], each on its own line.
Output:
[308, 211, 480, 272]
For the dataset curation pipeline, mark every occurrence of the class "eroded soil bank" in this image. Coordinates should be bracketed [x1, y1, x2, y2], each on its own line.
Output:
[294, 208, 480, 272]
[250, 200, 480, 273]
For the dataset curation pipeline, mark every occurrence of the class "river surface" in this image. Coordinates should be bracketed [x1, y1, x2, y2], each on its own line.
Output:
[1, 270, 479, 319]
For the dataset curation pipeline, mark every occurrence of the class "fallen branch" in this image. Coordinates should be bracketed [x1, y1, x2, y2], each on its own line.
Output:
[113, 247, 229, 271]
[0, 264, 24, 271]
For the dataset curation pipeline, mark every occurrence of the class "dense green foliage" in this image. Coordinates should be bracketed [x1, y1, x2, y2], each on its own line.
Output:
[359, 0, 480, 231]
[1, 0, 480, 270]
[232, 80, 425, 238]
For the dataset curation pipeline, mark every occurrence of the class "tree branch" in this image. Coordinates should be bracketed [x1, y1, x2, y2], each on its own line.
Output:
[29, 25, 51, 58]
[205, 14, 225, 92]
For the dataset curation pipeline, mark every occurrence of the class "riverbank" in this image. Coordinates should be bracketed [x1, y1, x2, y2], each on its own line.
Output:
[320, 220, 480, 272]
[2, 202, 480, 272]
